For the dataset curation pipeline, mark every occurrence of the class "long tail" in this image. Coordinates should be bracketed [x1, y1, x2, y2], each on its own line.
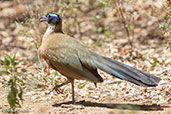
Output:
[95, 56, 161, 87]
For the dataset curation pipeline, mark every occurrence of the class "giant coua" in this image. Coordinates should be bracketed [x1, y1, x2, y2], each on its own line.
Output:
[39, 13, 161, 103]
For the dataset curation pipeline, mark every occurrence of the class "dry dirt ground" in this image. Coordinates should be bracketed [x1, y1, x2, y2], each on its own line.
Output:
[0, 0, 171, 114]
[0, 75, 171, 114]
[0, 36, 170, 114]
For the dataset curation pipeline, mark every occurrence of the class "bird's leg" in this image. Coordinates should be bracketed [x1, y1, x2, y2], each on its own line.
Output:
[46, 80, 70, 95]
[70, 79, 75, 103]
[94, 82, 97, 87]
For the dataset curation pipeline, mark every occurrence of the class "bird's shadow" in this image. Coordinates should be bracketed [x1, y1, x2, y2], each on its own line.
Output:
[53, 100, 169, 111]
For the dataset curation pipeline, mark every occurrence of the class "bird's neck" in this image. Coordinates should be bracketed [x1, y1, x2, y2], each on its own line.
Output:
[42, 24, 62, 43]
[41, 24, 63, 50]
[45, 23, 63, 35]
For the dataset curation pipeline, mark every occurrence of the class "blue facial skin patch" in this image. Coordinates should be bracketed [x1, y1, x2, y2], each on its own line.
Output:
[47, 13, 59, 23]
[48, 13, 59, 19]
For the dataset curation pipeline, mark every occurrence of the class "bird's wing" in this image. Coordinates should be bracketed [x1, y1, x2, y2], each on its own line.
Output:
[45, 43, 103, 82]
[45, 34, 99, 71]
[77, 49, 98, 70]
[44, 34, 104, 82]
[46, 45, 83, 71]
[46, 45, 99, 69]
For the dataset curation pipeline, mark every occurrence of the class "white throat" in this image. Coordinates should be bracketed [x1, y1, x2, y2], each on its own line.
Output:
[41, 25, 55, 48]
[43, 25, 55, 37]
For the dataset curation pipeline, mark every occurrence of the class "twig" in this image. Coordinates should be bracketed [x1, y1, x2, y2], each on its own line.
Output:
[114, 1, 133, 49]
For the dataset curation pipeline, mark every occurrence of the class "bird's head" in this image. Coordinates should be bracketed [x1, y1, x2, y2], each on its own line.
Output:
[40, 13, 62, 32]
[40, 13, 61, 25]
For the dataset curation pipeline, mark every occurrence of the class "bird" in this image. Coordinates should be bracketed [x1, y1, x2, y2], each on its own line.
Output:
[39, 13, 161, 103]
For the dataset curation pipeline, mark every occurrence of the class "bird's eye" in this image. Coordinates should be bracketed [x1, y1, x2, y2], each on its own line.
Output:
[48, 15, 51, 18]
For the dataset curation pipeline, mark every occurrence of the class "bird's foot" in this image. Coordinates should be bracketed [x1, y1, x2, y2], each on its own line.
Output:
[45, 81, 70, 95]
[55, 88, 63, 94]
[46, 87, 63, 95]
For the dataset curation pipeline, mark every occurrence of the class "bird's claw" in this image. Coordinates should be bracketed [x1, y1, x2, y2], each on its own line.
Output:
[55, 88, 63, 94]
[46, 87, 63, 95]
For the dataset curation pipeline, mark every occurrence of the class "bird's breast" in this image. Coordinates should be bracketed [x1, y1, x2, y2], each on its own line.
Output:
[40, 46, 47, 60]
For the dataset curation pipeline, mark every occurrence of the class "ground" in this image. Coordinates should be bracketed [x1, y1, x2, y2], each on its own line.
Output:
[0, 0, 171, 114]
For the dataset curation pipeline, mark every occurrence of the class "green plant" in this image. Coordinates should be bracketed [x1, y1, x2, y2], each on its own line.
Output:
[77, 83, 86, 89]
[158, 4, 171, 50]
[94, 13, 115, 46]
[168, 38, 171, 49]
[1, 54, 24, 113]
[151, 60, 159, 67]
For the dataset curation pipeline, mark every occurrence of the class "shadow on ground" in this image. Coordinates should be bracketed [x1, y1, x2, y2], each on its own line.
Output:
[53, 101, 169, 111]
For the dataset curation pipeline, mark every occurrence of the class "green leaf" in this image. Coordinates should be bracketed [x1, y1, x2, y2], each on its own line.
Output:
[151, 60, 159, 66]
[2, 71, 10, 75]
[18, 86, 23, 103]
[7, 76, 23, 109]
[36, 42, 42, 48]
[167, 15, 171, 20]
[16, 77, 25, 85]
[7, 79, 18, 109]
[12, 54, 16, 64]
[128, 24, 134, 30]
[4, 57, 10, 66]
[7, 55, 13, 63]
[97, 27, 103, 33]
[15, 59, 24, 65]
[77, 83, 86, 89]
[159, 24, 164, 29]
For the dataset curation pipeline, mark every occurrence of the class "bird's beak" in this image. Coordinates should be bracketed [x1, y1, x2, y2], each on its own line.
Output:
[39, 16, 47, 22]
